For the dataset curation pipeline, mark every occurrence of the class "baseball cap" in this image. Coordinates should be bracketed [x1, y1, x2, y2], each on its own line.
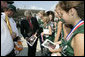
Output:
[8, 4, 16, 12]
[7, 1, 14, 4]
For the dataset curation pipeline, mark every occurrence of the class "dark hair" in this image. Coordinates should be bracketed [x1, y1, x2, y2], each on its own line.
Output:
[46, 11, 55, 22]
[56, 1, 84, 19]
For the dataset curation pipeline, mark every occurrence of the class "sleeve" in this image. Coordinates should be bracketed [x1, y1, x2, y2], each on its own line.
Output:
[20, 20, 26, 38]
[35, 17, 43, 37]
[10, 18, 19, 36]
[13, 20, 19, 36]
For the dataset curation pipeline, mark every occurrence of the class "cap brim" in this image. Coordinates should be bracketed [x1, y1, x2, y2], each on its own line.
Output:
[9, 8, 17, 13]
[7, 1, 14, 4]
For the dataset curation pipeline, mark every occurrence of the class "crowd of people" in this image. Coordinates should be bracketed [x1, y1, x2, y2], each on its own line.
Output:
[1, 1, 84, 56]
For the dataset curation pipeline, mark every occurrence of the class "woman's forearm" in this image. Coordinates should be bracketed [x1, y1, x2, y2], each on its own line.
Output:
[54, 22, 62, 42]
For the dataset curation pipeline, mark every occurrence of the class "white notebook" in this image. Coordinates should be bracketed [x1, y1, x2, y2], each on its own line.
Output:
[43, 29, 49, 34]
[42, 39, 59, 50]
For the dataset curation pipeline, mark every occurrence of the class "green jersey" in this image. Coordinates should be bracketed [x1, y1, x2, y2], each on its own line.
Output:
[37, 19, 44, 28]
[61, 21, 84, 56]
[43, 22, 55, 42]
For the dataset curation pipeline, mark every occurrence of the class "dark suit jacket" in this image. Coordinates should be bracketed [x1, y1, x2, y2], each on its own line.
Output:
[20, 17, 40, 38]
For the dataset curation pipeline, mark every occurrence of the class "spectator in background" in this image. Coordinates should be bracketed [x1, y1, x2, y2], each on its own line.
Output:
[37, 11, 45, 27]
[36, 11, 46, 55]
[32, 13, 36, 18]
[1, 1, 14, 12]
[20, 10, 39, 56]
[1, 1, 8, 12]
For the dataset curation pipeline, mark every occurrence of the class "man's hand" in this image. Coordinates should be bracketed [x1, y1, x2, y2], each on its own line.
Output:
[34, 33, 37, 38]
[11, 32, 17, 39]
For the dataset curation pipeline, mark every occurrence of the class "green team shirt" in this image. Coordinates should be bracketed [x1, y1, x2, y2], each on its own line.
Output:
[37, 19, 44, 28]
[61, 24, 84, 56]
[57, 19, 64, 41]
[43, 22, 55, 42]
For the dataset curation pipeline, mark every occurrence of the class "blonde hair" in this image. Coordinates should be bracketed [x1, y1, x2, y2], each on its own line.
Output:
[42, 15, 50, 27]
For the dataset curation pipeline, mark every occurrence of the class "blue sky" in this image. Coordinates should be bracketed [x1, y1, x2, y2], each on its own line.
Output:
[13, 1, 59, 11]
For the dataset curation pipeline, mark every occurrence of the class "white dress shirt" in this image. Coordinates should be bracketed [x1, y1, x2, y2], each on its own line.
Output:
[9, 17, 19, 36]
[1, 13, 14, 56]
[1, 12, 19, 36]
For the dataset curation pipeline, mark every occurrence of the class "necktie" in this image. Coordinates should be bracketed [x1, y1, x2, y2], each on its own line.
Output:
[28, 19, 33, 30]
[5, 15, 13, 35]
[5, 15, 23, 51]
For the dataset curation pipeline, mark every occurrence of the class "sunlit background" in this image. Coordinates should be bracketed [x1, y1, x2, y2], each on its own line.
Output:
[13, 1, 59, 11]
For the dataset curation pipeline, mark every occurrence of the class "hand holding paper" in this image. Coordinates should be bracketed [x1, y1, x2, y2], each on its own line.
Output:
[42, 39, 60, 50]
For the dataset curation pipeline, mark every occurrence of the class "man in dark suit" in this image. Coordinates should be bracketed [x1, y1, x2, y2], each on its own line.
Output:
[20, 11, 40, 56]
